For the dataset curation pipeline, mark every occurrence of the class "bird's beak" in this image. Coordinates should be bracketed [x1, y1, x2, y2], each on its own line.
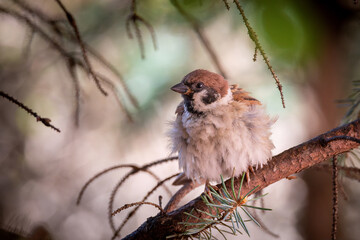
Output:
[171, 83, 192, 95]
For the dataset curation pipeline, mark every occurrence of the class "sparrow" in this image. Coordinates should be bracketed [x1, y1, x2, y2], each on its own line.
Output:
[169, 69, 276, 186]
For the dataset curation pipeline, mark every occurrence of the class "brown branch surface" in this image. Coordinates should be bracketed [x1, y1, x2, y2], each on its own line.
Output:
[331, 156, 339, 240]
[123, 119, 360, 240]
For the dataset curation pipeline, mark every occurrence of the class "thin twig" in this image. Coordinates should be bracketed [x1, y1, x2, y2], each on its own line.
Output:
[331, 156, 338, 240]
[112, 201, 165, 216]
[112, 173, 179, 239]
[158, 195, 163, 209]
[221, 0, 230, 10]
[171, 0, 228, 79]
[0, 5, 95, 88]
[10, 1, 139, 125]
[253, 46, 258, 62]
[66, 58, 81, 126]
[126, 0, 157, 59]
[0, 6, 67, 62]
[93, 72, 134, 122]
[0, 4, 100, 127]
[232, 0, 285, 108]
[0, 90, 60, 132]
[14, 0, 138, 110]
[137, 15, 157, 51]
[83, 44, 139, 109]
[53, 0, 108, 96]
[13, 0, 52, 22]
[77, 164, 137, 205]
[130, 15, 145, 59]
[76, 163, 173, 205]
[108, 156, 178, 236]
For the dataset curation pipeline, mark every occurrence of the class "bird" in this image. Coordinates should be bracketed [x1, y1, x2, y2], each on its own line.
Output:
[168, 69, 276, 187]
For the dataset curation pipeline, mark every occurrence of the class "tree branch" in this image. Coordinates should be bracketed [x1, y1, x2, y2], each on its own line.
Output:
[0, 90, 60, 132]
[53, 0, 108, 96]
[124, 119, 360, 239]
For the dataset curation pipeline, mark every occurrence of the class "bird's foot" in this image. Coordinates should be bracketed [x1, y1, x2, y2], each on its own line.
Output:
[246, 166, 255, 185]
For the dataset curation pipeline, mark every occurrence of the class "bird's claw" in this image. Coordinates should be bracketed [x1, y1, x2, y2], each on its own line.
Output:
[246, 166, 255, 185]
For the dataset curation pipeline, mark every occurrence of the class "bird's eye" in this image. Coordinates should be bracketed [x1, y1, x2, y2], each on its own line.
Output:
[196, 82, 204, 89]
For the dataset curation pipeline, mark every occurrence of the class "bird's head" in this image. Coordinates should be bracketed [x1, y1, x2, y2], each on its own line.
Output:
[171, 69, 230, 114]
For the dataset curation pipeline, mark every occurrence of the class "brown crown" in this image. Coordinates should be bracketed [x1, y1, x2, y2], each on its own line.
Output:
[182, 69, 229, 97]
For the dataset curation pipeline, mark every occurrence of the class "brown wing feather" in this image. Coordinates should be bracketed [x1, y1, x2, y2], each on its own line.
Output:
[230, 84, 261, 105]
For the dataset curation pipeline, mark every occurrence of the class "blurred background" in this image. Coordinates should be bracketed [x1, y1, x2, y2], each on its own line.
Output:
[0, 0, 359, 239]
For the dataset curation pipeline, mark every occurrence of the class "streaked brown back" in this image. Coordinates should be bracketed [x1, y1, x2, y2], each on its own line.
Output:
[230, 84, 261, 105]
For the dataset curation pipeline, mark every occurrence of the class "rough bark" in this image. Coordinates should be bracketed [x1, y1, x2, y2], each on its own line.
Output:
[124, 119, 360, 240]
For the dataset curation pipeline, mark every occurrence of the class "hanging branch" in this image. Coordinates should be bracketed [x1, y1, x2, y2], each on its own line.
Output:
[171, 0, 228, 79]
[14, 0, 138, 109]
[9, 0, 138, 124]
[83, 44, 139, 109]
[0, 90, 60, 132]
[0, 4, 94, 127]
[66, 58, 81, 126]
[0, 6, 70, 65]
[53, 0, 108, 96]
[221, 0, 230, 10]
[331, 156, 339, 240]
[126, 0, 157, 59]
[123, 119, 360, 239]
[76, 161, 175, 205]
[111, 173, 179, 239]
[232, 0, 285, 108]
[75, 157, 178, 239]
[108, 157, 178, 237]
[112, 201, 165, 216]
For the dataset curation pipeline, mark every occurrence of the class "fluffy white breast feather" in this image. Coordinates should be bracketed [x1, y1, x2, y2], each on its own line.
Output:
[169, 70, 276, 183]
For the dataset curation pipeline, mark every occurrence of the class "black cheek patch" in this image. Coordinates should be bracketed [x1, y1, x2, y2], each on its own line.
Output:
[183, 93, 203, 115]
[202, 88, 218, 105]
